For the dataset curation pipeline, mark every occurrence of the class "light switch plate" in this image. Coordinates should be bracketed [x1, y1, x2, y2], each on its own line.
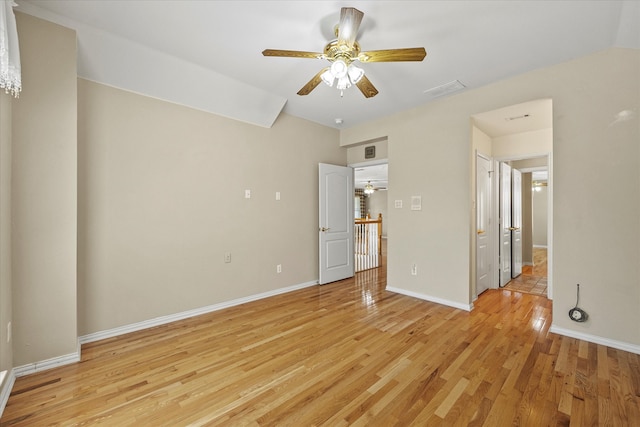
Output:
[411, 196, 422, 211]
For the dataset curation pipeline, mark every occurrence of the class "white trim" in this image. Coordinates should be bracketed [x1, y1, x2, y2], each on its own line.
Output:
[474, 150, 495, 298]
[549, 325, 640, 355]
[80, 280, 318, 345]
[0, 369, 16, 417]
[13, 349, 81, 378]
[386, 286, 473, 312]
[349, 158, 388, 168]
[533, 244, 548, 248]
[1, 280, 318, 416]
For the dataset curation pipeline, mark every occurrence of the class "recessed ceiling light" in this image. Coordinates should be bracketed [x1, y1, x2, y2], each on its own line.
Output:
[335, 118, 343, 125]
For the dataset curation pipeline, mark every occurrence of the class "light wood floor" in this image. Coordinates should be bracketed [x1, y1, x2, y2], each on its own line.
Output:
[2, 264, 639, 425]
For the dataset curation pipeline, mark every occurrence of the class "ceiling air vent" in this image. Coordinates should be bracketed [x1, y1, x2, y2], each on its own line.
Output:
[423, 80, 466, 99]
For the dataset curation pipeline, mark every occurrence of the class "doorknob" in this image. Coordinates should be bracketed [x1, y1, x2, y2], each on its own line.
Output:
[509, 227, 520, 231]
[319, 227, 330, 232]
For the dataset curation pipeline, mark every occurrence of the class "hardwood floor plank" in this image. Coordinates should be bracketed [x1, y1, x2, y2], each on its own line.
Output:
[2, 264, 639, 426]
[434, 377, 469, 418]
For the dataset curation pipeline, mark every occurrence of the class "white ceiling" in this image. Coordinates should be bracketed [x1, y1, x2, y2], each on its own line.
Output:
[354, 163, 387, 190]
[16, 1, 640, 129]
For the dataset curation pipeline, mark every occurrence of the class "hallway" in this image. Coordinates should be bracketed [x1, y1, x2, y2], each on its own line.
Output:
[503, 248, 548, 296]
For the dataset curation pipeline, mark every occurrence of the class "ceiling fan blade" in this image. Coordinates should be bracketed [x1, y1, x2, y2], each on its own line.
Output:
[356, 75, 379, 98]
[337, 7, 364, 48]
[358, 47, 427, 63]
[297, 67, 330, 96]
[262, 49, 324, 59]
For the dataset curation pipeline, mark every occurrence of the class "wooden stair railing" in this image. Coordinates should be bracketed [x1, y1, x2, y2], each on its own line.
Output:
[354, 213, 382, 272]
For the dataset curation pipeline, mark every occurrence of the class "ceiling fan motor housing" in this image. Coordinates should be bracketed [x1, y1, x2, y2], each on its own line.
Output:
[324, 40, 361, 65]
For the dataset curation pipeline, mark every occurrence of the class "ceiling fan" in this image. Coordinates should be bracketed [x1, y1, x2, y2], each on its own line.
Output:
[262, 7, 426, 98]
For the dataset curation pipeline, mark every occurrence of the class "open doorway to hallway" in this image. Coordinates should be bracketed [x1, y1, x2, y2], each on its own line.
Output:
[470, 99, 553, 303]
[502, 164, 549, 297]
[353, 162, 388, 279]
[504, 246, 548, 295]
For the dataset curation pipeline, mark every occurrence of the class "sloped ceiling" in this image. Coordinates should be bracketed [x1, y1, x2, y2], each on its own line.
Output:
[16, 1, 640, 129]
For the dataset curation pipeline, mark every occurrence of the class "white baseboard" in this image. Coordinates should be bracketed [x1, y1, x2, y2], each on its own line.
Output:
[1, 281, 319, 417]
[80, 280, 318, 345]
[13, 346, 81, 378]
[549, 325, 640, 355]
[0, 369, 16, 417]
[386, 286, 473, 312]
[533, 245, 548, 248]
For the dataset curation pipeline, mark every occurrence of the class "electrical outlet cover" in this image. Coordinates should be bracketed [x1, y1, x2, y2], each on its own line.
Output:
[569, 307, 588, 322]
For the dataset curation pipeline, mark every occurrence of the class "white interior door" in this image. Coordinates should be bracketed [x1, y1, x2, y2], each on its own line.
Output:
[500, 162, 512, 287]
[476, 153, 492, 296]
[511, 168, 523, 277]
[319, 163, 354, 284]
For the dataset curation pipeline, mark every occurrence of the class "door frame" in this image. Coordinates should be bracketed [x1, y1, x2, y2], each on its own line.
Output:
[511, 167, 523, 278]
[499, 162, 513, 287]
[492, 153, 553, 299]
[349, 159, 389, 278]
[474, 151, 493, 299]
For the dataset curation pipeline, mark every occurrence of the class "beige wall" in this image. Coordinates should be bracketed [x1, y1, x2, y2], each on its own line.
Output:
[342, 48, 640, 346]
[521, 173, 533, 265]
[346, 139, 388, 164]
[5, 10, 639, 371]
[346, 98, 474, 306]
[0, 92, 13, 380]
[367, 191, 388, 237]
[4, 13, 344, 369]
[472, 126, 492, 158]
[493, 128, 552, 158]
[11, 13, 78, 366]
[533, 187, 549, 246]
[77, 79, 344, 335]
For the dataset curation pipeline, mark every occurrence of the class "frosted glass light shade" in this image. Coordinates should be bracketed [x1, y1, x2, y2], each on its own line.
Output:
[321, 69, 335, 87]
[347, 64, 364, 84]
[330, 59, 348, 78]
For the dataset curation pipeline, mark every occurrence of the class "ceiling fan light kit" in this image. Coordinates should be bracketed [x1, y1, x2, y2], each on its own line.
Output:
[262, 7, 426, 98]
[320, 62, 365, 96]
[364, 181, 375, 195]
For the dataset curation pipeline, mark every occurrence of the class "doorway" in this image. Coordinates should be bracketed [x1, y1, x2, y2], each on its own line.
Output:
[471, 99, 553, 302]
[500, 161, 549, 297]
[352, 161, 388, 280]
